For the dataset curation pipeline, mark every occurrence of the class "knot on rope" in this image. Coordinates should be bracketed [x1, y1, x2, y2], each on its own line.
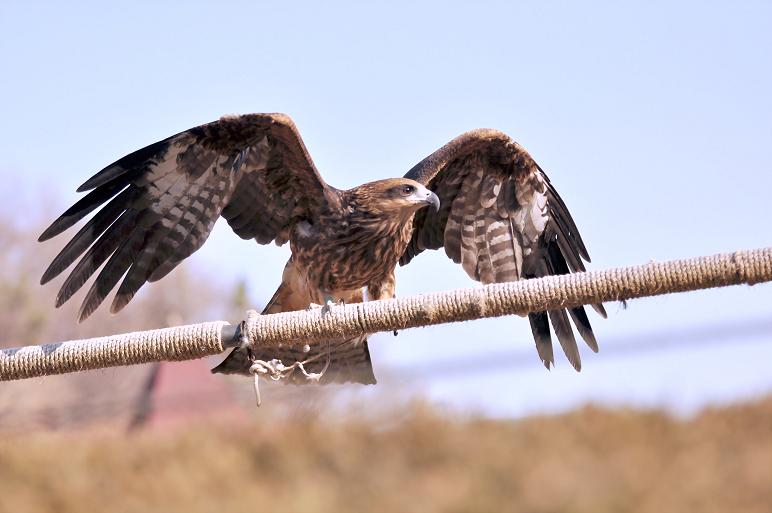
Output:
[247, 342, 332, 407]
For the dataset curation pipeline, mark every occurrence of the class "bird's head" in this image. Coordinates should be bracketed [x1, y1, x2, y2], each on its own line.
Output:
[353, 178, 440, 218]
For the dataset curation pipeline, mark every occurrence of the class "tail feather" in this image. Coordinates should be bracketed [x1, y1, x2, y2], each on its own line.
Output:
[568, 306, 599, 353]
[528, 311, 554, 369]
[548, 308, 581, 371]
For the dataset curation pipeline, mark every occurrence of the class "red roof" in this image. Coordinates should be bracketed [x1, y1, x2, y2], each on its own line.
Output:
[138, 359, 248, 431]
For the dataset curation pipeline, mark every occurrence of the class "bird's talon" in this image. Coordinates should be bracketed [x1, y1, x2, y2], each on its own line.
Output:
[320, 296, 344, 316]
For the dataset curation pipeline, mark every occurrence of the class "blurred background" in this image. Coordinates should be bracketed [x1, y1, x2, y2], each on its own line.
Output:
[0, 1, 771, 511]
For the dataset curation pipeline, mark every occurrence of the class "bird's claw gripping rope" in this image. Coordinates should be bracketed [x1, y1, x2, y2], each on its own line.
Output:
[308, 296, 345, 316]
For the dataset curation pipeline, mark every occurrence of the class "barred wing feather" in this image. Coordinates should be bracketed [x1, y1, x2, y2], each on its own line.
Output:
[401, 129, 606, 371]
[39, 113, 330, 321]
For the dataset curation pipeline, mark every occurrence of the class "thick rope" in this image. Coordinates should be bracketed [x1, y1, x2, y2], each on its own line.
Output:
[0, 322, 227, 381]
[241, 247, 772, 344]
[1, 247, 771, 381]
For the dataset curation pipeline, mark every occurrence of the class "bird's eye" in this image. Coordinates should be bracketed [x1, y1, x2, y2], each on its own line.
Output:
[401, 185, 415, 195]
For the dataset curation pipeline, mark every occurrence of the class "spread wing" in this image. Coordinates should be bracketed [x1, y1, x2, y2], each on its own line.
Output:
[401, 129, 606, 371]
[40, 113, 333, 321]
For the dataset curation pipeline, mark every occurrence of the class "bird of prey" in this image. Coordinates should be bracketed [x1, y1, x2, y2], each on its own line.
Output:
[39, 113, 605, 384]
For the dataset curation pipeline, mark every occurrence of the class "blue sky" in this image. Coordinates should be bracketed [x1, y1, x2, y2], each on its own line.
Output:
[1, 1, 771, 416]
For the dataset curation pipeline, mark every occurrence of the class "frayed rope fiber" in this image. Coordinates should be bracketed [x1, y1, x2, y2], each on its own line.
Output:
[2, 247, 771, 381]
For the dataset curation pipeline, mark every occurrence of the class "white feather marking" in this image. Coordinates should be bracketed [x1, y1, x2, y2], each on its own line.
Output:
[530, 191, 549, 235]
[296, 220, 314, 238]
[488, 233, 511, 246]
[490, 250, 515, 266]
[183, 211, 197, 224]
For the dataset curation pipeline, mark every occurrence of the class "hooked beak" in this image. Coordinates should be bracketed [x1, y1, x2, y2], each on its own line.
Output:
[423, 190, 440, 211]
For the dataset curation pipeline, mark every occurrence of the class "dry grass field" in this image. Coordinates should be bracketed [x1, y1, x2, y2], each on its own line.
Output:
[1, 396, 771, 513]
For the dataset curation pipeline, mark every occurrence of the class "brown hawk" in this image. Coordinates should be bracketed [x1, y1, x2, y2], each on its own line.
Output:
[39, 113, 605, 384]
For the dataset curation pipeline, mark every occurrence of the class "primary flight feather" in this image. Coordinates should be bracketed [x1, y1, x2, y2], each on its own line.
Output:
[40, 113, 605, 383]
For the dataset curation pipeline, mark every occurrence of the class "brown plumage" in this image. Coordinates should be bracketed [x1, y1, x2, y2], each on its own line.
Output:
[39, 113, 605, 384]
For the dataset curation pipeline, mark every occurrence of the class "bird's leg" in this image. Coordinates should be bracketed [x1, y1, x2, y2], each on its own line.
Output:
[322, 296, 336, 315]
[306, 292, 343, 316]
[321, 294, 345, 316]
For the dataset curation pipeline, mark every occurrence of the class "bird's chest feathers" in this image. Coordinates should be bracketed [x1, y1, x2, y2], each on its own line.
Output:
[291, 209, 414, 290]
